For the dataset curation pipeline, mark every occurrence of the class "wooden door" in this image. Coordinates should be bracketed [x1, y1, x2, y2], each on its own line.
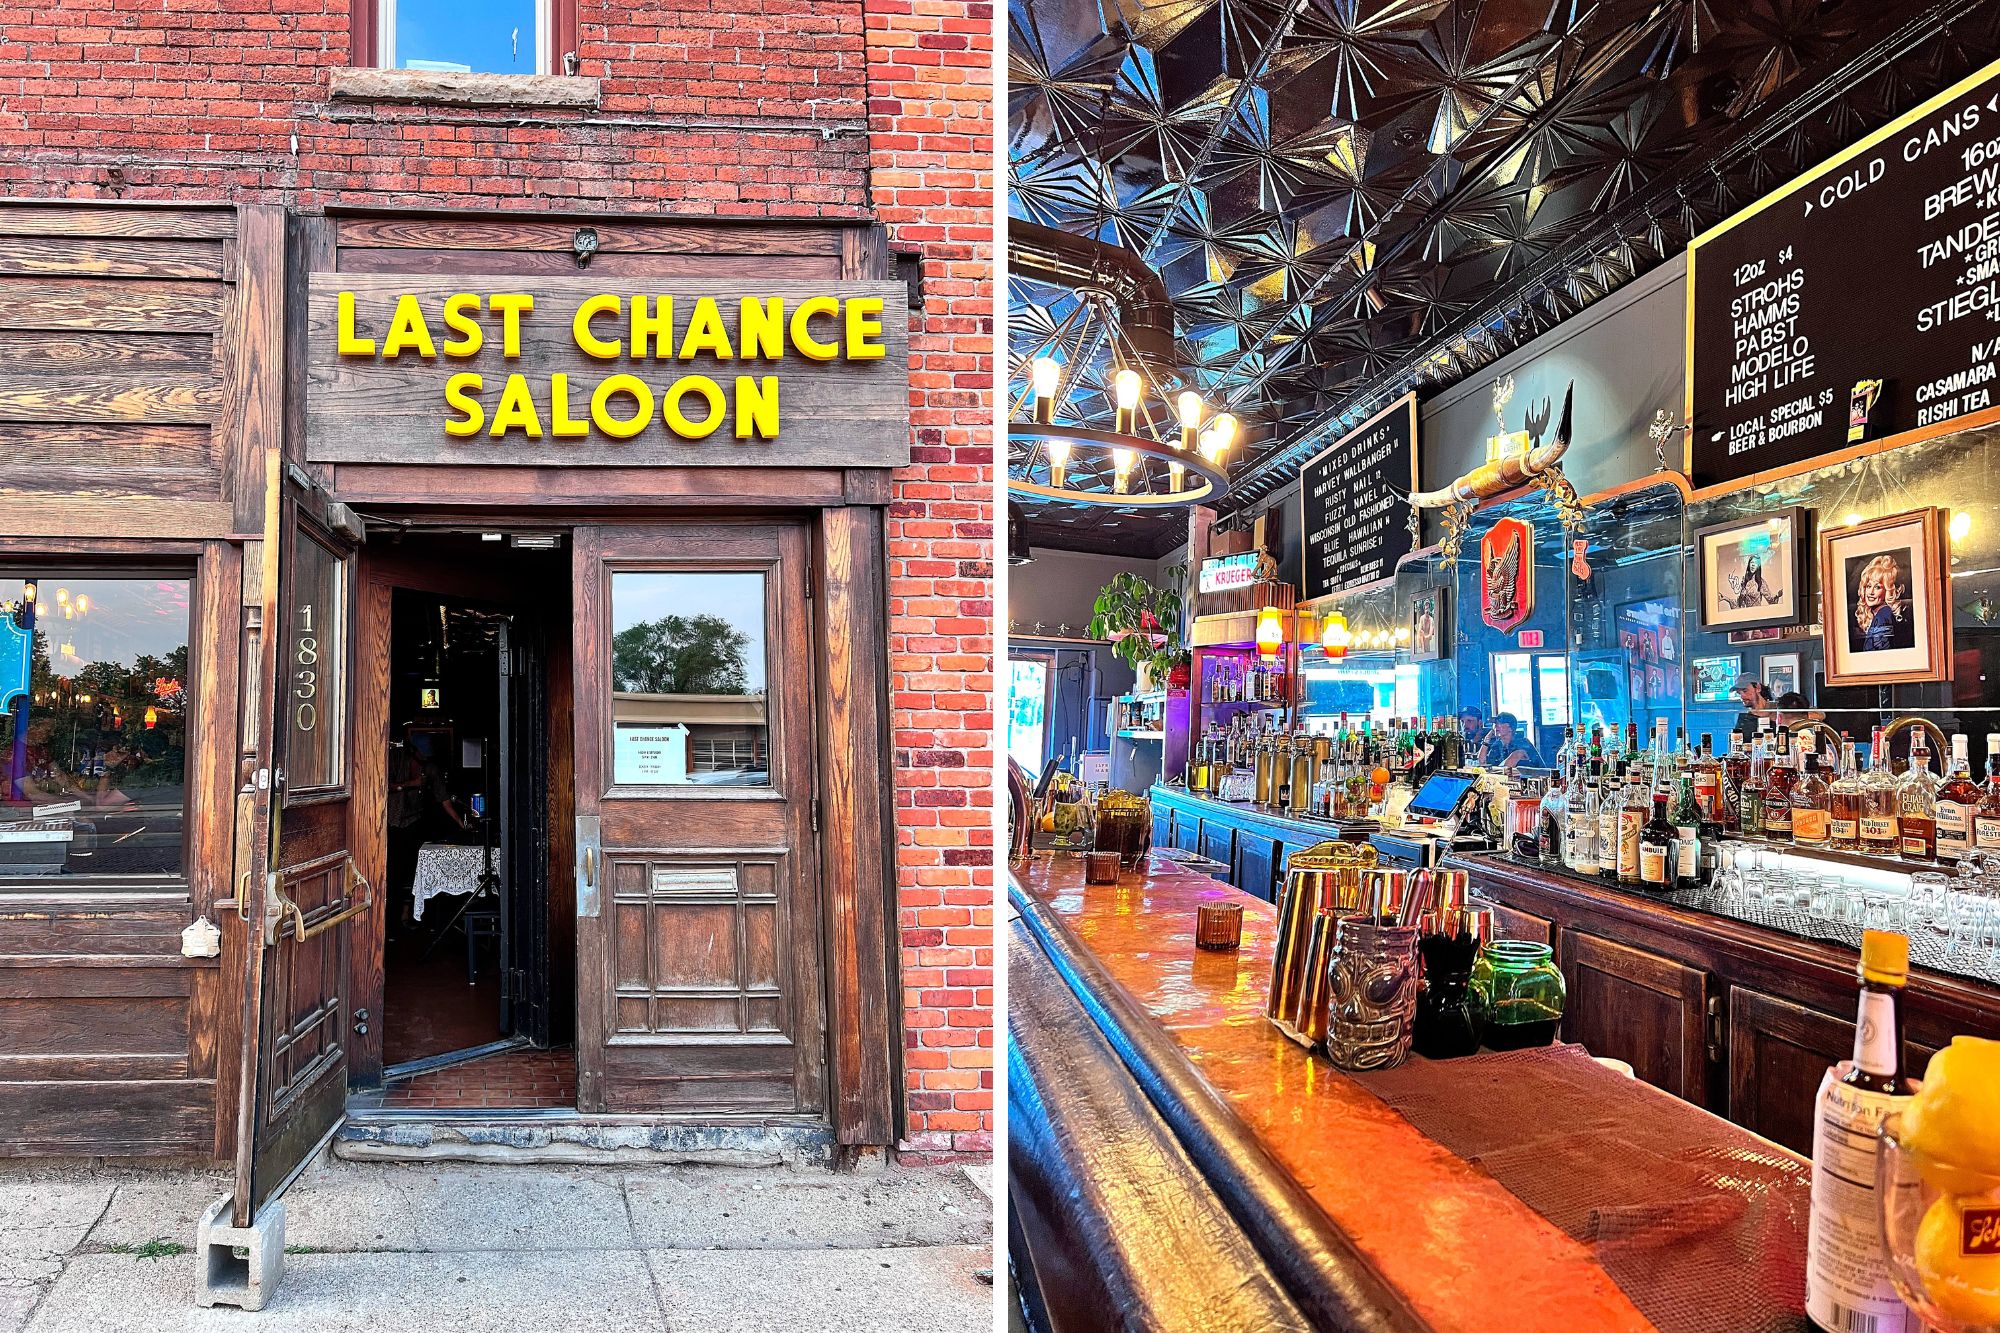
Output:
[1727, 986, 1940, 1154]
[571, 523, 826, 1115]
[233, 453, 366, 1224]
[1559, 928, 1712, 1105]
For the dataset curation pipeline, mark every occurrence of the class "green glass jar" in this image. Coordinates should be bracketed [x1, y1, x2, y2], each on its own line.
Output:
[1469, 939, 1566, 1051]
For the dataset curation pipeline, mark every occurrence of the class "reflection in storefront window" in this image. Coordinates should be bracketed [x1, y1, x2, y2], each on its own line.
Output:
[0, 575, 191, 882]
[609, 571, 769, 786]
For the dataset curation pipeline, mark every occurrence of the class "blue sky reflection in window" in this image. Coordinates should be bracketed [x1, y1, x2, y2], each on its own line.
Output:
[391, 0, 542, 74]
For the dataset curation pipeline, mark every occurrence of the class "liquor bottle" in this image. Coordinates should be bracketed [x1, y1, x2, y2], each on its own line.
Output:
[1791, 736, 1832, 848]
[1721, 729, 1747, 832]
[1763, 731, 1795, 841]
[1691, 734, 1722, 826]
[1598, 762, 1623, 882]
[1538, 760, 1567, 865]
[1805, 930, 1916, 1333]
[1861, 728, 1901, 858]
[1898, 732, 1940, 862]
[1638, 788, 1673, 890]
[1616, 770, 1646, 884]
[1977, 733, 2000, 854]
[1829, 739, 1865, 853]
[1935, 733, 1980, 865]
[1740, 737, 1768, 838]
[1568, 760, 1600, 877]
[1671, 770, 1705, 891]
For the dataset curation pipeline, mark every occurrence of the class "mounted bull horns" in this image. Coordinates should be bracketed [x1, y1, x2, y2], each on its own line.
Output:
[1409, 381, 1574, 509]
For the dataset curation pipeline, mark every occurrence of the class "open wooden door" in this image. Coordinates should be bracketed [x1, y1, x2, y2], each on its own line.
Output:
[232, 452, 366, 1225]
[571, 523, 827, 1115]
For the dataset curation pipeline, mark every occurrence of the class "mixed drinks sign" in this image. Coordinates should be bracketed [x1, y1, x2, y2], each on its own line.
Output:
[1689, 55, 2000, 488]
[305, 275, 910, 467]
[1299, 393, 1419, 601]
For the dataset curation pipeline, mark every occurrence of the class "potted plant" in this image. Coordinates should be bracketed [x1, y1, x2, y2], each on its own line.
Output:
[1087, 572, 1185, 692]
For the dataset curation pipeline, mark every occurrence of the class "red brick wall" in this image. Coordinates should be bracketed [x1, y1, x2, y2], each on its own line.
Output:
[865, 0, 995, 1159]
[0, 0, 994, 1157]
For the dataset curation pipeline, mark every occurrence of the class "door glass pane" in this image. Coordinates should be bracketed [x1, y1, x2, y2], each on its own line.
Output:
[390, 0, 542, 73]
[0, 574, 191, 883]
[1007, 657, 1048, 773]
[611, 571, 769, 786]
[1491, 652, 1533, 725]
[1535, 656, 1571, 728]
[286, 532, 347, 796]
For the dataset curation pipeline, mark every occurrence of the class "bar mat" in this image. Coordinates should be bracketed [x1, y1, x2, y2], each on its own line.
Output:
[1353, 1045, 1812, 1333]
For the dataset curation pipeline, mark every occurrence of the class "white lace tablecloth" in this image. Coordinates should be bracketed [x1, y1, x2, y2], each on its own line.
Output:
[412, 842, 494, 920]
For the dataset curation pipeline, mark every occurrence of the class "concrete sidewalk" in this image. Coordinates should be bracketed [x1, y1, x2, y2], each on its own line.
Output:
[0, 1155, 992, 1332]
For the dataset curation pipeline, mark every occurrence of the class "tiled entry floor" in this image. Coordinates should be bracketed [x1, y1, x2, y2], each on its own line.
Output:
[356, 1047, 578, 1111]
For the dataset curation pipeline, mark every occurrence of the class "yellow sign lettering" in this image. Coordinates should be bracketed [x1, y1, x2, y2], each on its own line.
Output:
[489, 373, 544, 438]
[488, 293, 535, 358]
[843, 296, 884, 360]
[380, 294, 437, 360]
[443, 373, 484, 436]
[789, 296, 840, 360]
[337, 290, 376, 356]
[441, 293, 484, 357]
[631, 296, 672, 360]
[662, 376, 726, 439]
[738, 298, 784, 360]
[550, 374, 589, 438]
[573, 294, 622, 359]
[735, 376, 779, 440]
[591, 374, 653, 439]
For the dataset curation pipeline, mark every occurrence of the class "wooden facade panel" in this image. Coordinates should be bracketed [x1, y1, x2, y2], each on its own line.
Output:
[3, 331, 219, 377]
[0, 236, 228, 279]
[0, 993, 191, 1062]
[0, 900, 195, 955]
[0, 371, 222, 425]
[336, 249, 844, 279]
[0, 205, 235, 240]
[0, 277, 230, 332]
[0, 423, 216, 472]
[334, 216, 844, 256]
[0, 1079, 214, 1155]
[0, 496, 233, 538]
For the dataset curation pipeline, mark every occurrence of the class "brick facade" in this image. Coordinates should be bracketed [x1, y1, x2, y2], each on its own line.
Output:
[0, 0, 994, 1157]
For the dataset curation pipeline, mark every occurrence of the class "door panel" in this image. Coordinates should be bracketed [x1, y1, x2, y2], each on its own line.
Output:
[234, 453, 363, 1224]
[1559, 927, 1710, 1105]
[572, 523, 825, 1116]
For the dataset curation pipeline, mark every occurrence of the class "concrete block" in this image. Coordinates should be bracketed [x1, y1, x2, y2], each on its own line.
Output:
[193, 1195, 286, 1311]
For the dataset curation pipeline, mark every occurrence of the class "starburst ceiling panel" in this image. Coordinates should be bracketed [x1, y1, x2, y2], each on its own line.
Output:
[1010, 0, 2000, 557]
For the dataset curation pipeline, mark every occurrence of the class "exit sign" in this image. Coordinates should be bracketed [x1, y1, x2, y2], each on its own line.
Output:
[1518, 629, 1544, 648]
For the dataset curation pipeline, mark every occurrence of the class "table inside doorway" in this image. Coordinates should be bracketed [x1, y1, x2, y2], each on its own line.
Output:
[411, 842, 494, 920]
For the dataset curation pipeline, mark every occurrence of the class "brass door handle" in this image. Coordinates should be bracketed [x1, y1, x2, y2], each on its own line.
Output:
[273, 859, 374, 943]
[582, 846, 598, 886]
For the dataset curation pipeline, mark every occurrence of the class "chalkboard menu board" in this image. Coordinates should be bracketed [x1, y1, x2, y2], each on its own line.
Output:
[1299, 393, 1418, 601]
[1688, 57, 2000, 488]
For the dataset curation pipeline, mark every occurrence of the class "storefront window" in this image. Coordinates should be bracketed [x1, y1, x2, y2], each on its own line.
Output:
[286, 531, 348, 798]
[609, 571, 770, 787]
[0, 574, 191, 883]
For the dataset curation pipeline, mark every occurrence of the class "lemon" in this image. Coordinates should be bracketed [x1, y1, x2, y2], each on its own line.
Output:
[1915, 1190, 2000, 1326]
[1905, 1038, 2000, 1193]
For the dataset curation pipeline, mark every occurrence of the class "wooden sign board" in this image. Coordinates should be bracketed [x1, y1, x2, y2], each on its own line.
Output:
[1687, 55, 2000, 488]
[305, 274, 911, 468]
[1298, 393, 1419, 601]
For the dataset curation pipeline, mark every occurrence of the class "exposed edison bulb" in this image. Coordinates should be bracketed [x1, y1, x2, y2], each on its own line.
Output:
[75, 595, 88, 615]
[1951, 510, 1972, 543]
[1176, 390, 1203, 451]
[1113, 367, 1141, 434]
[1111, 445, 1136, 494]
[1843, 512, 1863, 527]
[1211, 413, 1239, 451]
[1395, 627, 1411, 644]
[1168, 458, 1186, 493]
[1046, 438, 1070, 489]
[1031, 356, 1060, 425]
[55, 588, 68, 605]
[1197, 426, 1220, 464]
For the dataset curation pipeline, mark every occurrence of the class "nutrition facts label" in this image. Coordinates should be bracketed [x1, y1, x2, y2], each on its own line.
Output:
[1689, 57, 2000, 487]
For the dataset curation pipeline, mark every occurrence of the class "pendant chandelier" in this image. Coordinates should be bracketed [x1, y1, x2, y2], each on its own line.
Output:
[1008, 230, 1240, 510]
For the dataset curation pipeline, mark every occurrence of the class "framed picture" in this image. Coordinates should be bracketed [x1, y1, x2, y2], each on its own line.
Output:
[1696, 506, 1809, 632]
[1820, 508, 1953, 687]
[1690, 654, 1742, 703]
[1409, 585, 1449, 662]
[1761, 651, 1802, 699]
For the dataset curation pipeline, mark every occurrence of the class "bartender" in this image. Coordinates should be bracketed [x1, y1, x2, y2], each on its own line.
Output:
[1458, 706, 1489, 754]
[1730, 677, 1777, 742]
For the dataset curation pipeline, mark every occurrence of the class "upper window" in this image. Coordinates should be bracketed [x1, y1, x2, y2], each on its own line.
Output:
[363, 0, 571, 75]
[0, 573, 192, 885]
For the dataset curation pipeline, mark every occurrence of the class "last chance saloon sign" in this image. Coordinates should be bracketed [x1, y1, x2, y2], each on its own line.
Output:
[306, 275, 910, 467]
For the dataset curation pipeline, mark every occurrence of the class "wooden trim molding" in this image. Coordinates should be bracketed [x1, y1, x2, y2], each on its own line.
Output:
[813, 506, 898, 1145]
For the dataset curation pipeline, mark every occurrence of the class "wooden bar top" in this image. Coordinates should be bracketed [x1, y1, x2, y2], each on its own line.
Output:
[1012, 849, 1654, 1333]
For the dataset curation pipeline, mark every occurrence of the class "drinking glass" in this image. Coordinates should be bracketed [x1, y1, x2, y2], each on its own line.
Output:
[1712, 844, 1743, 909]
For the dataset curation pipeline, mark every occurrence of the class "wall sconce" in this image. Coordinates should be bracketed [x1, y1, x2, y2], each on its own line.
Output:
[1321, 610, 1350, 660]
[1255, 606, 1284, 659]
